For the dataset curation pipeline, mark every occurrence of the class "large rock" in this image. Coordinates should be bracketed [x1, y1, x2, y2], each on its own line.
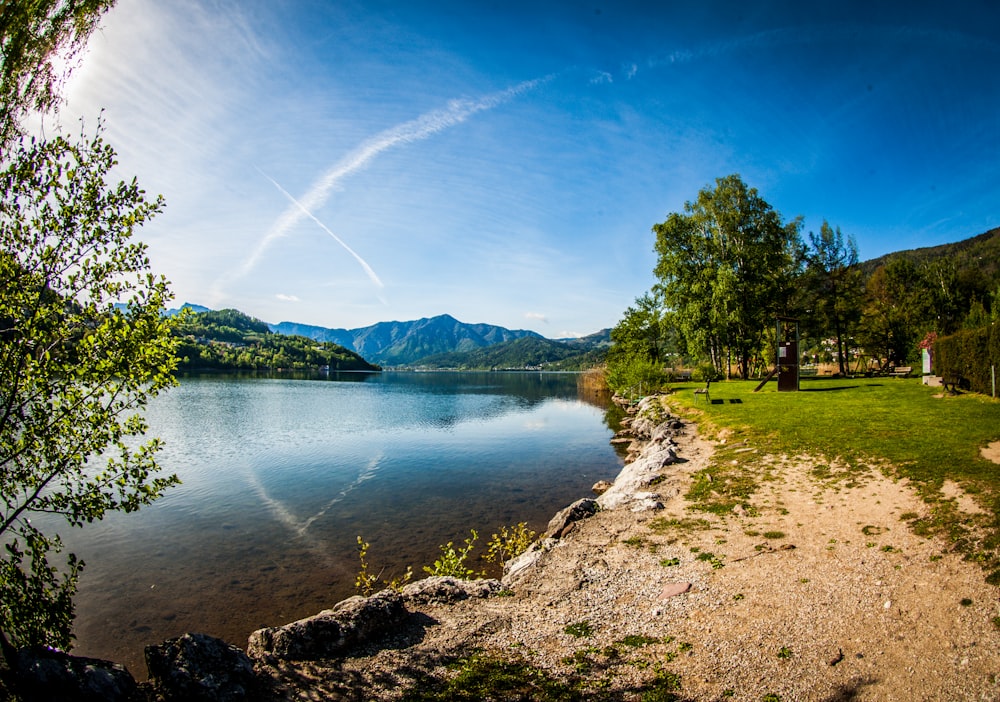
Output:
[144, 632, 258, 702]
[11, 646, 143, 702]
[247, 589, 407, 662]
[543, 498, 599, 539]
[401, 576, 502, 604]
[598, 445, 678, 510]
[502, 538, 559, 585]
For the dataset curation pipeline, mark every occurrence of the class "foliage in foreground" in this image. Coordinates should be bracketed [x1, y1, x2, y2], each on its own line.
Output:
[356, 524, 539, 596]
[0, 129, 179, 649]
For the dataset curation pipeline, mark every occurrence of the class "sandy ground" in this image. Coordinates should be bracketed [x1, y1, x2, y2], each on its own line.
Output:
[260, 399, 1000, 701]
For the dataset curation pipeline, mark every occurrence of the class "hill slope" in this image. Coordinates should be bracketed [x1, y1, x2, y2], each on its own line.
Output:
[175, 309, 378, 372]
[415, 330, 611, 370]
[860, 226, 1000, 284]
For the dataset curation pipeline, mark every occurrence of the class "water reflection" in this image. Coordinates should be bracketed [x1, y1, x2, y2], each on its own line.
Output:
[63, 372, 622, 676]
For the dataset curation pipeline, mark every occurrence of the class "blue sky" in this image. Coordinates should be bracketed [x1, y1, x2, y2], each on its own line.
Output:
[58, 0, 1000, 337]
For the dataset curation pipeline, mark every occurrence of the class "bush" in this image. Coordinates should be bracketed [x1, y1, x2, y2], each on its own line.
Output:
[934, 324, 1000, 394]
[605, 357, 670, 396]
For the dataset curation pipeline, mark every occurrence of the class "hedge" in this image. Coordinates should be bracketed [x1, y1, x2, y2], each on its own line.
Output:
[933, 323, 1000, 395]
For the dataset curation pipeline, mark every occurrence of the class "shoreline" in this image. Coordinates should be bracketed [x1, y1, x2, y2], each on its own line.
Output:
[254, 393, 1000, 700]
[15, 393, 1000, 700]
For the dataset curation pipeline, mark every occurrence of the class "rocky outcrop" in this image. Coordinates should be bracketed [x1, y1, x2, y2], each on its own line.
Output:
[543, 497, 599, 539]
[401, 576, 502, 604]
[8, 646, 143, 702]
[144, 633, 259, 701]
[246, 589, 407, 662]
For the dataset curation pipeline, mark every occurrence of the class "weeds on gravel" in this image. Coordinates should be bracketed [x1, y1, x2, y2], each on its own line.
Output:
[564, 621, 595, 638]
[401, 652, 578, 701]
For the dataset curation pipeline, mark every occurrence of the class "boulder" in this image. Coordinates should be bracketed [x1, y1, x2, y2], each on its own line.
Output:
[502, 538, 558, 585]
[591, 480, 614, 495]
[144, 632, 258, 702]
[247, 589, 407, 662]
[544, 498, 599, 539]
[11, 646, 143, 702]
[401, 576, 501, 604]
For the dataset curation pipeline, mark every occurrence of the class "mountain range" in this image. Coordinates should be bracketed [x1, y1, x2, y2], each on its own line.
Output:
[166, 306, 602, 367]
[268, 314, 550, 366]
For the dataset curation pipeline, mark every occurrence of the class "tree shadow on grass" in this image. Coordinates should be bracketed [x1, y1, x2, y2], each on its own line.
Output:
[800, 386, 861, 392]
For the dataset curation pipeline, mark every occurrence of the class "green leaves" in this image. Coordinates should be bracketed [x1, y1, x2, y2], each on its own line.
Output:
[0, 126, 179, 649]
[652, 174, 801, 379]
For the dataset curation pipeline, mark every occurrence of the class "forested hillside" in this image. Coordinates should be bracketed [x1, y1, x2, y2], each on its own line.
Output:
[175, 309, 379, 372]
[415, 331, 610, 370]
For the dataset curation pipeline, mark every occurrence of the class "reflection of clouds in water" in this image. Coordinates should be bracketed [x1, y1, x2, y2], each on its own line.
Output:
[247, 452, 385, 553]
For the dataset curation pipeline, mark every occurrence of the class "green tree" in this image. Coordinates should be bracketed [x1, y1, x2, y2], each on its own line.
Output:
[857, 259, 933, 367]
[801, 221, 863, 375]
[605, 293, 673, 395]
[0, 128, 179, 651]
[0, 0, 116, 149]
[653, 174, 802, 379]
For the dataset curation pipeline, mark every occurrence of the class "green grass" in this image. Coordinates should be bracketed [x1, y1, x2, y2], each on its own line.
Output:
[673, 378, 998, 484]
[669, 377, 1000, 578]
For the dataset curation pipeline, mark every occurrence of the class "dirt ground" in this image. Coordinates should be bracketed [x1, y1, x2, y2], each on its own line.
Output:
[260, 402, 1000, 701]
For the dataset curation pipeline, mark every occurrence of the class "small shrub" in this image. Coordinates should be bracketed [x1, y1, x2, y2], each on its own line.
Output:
[777, 646, 793, 660]
[484, 522, 537, 569]
[762, 531, 786, 539]
[424, 529, 481, 579]
[355, 536, 413, 595]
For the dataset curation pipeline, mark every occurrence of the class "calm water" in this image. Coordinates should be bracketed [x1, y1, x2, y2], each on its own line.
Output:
[59, 372, 623, 675]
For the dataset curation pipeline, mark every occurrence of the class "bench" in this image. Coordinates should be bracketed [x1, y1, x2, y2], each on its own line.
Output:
[693, 379, 710, 401]
[943, 373, 964, 393]
[889, 366, 912, 378]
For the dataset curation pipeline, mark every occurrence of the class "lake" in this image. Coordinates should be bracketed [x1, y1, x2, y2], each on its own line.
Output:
[59, 371, 624, 675]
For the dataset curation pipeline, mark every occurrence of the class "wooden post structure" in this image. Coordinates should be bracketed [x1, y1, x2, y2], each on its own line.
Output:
[776, 316, 799, 392]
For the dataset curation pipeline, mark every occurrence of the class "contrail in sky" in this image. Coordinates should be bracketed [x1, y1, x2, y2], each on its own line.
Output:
[256, 167, 385, 289]
[239, 75, 551, 277]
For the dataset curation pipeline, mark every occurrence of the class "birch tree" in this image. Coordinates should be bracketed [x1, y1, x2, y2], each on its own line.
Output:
[654, 174, 802, 379]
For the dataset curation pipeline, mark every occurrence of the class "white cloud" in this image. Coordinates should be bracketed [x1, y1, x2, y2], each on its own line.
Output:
[276, 293, 300, 303]
[236, 76, 553, 280]
[525, 312, 549, 323]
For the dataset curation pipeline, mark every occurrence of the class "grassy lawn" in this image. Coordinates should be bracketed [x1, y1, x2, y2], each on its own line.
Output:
[666, 376, 1000, 580]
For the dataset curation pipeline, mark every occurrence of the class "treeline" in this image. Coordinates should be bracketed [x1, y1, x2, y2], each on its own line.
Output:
[175, 309, 379, 372]
[414, 335, 607, 371]
[608, 174, 1000, 392]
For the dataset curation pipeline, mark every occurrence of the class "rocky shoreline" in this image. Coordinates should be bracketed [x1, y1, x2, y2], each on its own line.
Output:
[8, 394, 1000, 700]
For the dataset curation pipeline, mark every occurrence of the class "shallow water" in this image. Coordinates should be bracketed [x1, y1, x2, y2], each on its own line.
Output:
[55, 372, 623, 675]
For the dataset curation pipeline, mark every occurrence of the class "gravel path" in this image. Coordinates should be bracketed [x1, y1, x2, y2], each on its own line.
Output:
[260, 398, 1000, 701]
